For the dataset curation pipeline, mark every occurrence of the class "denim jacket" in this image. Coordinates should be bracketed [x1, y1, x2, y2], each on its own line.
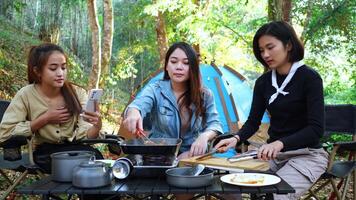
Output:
[127, 80, 223, 152]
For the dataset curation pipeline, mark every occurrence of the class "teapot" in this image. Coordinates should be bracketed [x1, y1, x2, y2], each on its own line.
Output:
[72, 157, 113, 188]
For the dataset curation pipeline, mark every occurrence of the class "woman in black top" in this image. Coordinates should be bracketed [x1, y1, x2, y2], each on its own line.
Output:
[215, 21, 328, 200]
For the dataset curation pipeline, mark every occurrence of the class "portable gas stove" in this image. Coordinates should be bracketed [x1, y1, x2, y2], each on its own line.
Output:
[126, 154, 178, 177]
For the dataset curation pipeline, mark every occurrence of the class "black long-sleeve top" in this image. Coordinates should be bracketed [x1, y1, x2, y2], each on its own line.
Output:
[237, 65, 324, 151]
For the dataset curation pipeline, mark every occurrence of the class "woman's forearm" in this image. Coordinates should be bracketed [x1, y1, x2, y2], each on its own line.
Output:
[199, 130, 218, 141]
[30, 114, 48, 132]
[86, 125, 101, 139]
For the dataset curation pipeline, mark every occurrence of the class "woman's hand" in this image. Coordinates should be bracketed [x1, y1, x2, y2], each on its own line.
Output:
[82, 111, 102, 130]
[44, 107, 71, 124]
[123, 108, 143, 135]
[84, 102, 102, 139]
[189, 134, 210, 157]
[257, 140, 284, 161]
[214, 135, 239, 151]
[177, 151, 190, 160]
[31, 106, 71, 132]
[82, 102, 102, 129]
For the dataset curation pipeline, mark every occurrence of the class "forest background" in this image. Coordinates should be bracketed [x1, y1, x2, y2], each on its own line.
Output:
[0, 0, 355, 133]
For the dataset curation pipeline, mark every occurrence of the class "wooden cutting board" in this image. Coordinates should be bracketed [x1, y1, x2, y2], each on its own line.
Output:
[179, 156, 269, 171]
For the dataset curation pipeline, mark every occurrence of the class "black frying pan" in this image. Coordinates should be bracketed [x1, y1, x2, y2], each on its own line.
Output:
[120, 138, 182, 155]
[80, 136, 182, 156]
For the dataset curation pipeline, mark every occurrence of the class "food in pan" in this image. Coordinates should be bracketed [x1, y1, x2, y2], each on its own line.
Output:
[143, 140, 167, 145]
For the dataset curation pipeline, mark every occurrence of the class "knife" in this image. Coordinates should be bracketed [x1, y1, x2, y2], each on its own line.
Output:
[195, 149, 218, 161]
[228, 155, 257, 163]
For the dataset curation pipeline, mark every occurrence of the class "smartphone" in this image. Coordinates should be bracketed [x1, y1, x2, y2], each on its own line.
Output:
[84, 89, 103, 112]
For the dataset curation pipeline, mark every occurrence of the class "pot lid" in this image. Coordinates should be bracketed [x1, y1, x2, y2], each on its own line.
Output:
[50, 151, 93, 159]
[79, 161, 105, 168]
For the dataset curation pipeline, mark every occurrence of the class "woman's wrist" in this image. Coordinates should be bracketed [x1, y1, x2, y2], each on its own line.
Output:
[92, 121, 102, 130]
[198, 130, 217, 142]
[232, 134, 240, 142]
[87, 126, 101, 138]
[197, 133, 209, 143]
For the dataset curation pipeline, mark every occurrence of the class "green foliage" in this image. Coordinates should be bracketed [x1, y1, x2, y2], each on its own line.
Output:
[0, 16, 40, 99]
[13, 0, 27, 13]
[322, 133, 353, 153]
[145, 0, 269, 74]
[0, 0, 354, 124]
[0, 16, 87, 99]
[293, 0, 355, 104]
[110, 0, 159, 92]
[66, 56, 88, 86]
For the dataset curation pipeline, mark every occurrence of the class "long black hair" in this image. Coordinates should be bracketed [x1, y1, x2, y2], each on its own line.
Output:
[252, 21, 304, 70]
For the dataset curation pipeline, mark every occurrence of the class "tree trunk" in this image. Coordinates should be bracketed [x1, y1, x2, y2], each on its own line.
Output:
[155, 10, 168, 69]
[71, 4, 78, 55]
[87, 0, 102, 90]
[37, 1, 61, 44]
[193, 44, 200, 60]
[0, 0, 3, 16]
[301, 0, 314, 44]
[100, 0, 114, 88]
[193, 0, 200, 56]
[282, 0, 292, 23]
[268, 0, 292, 23]
[2, 0, 13, 20]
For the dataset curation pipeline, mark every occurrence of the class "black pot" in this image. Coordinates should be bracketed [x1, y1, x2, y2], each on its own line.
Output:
[50, 151, 94, 182]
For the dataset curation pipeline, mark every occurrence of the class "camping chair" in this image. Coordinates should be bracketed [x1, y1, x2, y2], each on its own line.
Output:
[304, 104, 356, 200]
[0, 99, 117, 199]
[0, 100, 45, 199]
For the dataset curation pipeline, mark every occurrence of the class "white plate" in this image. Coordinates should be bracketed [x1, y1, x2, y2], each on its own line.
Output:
[220, 173, 281, 187]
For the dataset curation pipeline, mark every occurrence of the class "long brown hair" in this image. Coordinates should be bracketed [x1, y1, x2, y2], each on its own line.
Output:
[163, 42, 205, 123]
[27, 43, 82, 115]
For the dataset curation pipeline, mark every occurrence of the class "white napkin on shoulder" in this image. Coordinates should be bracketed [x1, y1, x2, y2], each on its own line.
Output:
[269, 61, 304, 104]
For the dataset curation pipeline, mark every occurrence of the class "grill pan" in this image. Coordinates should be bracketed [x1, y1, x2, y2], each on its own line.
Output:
[120, 138, 182, 155]
[81, 136, 182, 156]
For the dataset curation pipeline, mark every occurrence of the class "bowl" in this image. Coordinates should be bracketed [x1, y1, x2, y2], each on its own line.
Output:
[165, 167, 214, 188]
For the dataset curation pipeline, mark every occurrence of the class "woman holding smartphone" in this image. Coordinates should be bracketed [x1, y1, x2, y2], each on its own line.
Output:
[215, 21, 328, 200]
[0, 43, 103, 173]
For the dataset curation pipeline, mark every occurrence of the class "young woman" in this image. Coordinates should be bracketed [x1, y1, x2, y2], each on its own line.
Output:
[0, 43, 103, 173]
[123, 42, 223, 159]
[215, 21, 328, 200]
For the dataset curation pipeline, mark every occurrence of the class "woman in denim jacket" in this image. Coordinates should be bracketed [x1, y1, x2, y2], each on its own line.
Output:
[123, 42, 223, 159]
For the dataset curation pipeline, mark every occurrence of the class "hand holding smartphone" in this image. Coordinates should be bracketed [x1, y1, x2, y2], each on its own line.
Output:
[84, 89, 103, 112]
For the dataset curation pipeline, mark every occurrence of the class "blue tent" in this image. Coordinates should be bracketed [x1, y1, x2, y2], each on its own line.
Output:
[126, 64, 269, 134]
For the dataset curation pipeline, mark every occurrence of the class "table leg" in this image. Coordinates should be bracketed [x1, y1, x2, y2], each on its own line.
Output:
[209, 194, 228, 200]
[150, 195, 160, 200]
[265, 193, 273, 200]
[250, 193, 274, 200]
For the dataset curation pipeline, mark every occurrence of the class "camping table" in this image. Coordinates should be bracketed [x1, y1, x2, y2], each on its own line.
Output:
[17, 174, 294, 200]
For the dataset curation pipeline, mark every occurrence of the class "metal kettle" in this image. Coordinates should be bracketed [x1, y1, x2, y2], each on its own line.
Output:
[72, 157, 113, 188]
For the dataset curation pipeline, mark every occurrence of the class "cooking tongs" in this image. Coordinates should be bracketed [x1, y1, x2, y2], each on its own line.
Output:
[227, 150, 258, 163]
[136, 128, 157, 145]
